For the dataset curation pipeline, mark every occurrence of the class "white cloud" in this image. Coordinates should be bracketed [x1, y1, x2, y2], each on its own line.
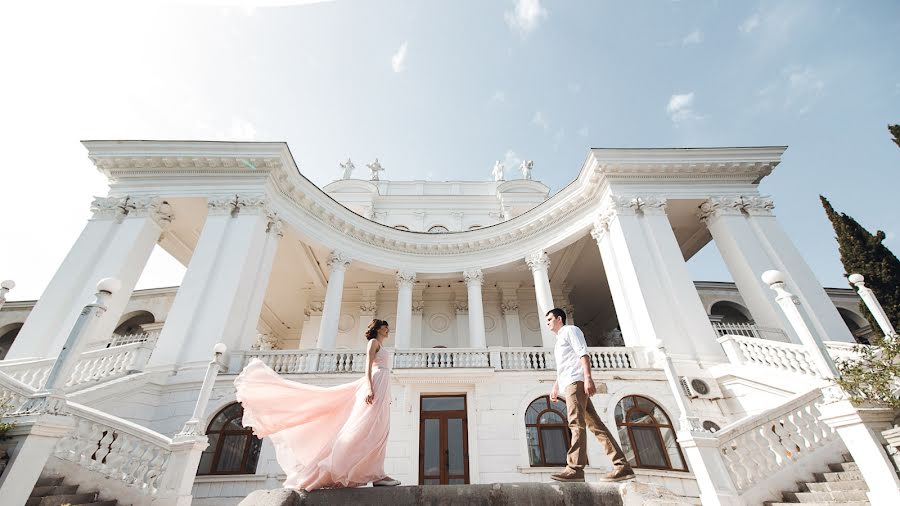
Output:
[391, 41, 408, 73]
[503, 149, 522, 170]
[505, 0, 548, 36]
[739, 13, 760, 33]
[666, 92, 703, 126]
[785, 66, 825, 114]
[531, 111, 549, 131]
[681, 29, 703, 46]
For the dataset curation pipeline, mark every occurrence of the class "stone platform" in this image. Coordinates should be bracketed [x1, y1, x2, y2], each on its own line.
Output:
[238, 481, 696, 506]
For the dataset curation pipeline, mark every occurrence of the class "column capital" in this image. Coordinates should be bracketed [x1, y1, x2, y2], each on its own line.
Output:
[266, 212, 285, 238]
[359, 301, 378, 315]
[741, 195, 775, 216]
[236, 193, 270, 215]
[207, 193, 270, 216]
[327, 251, 352, 272]
[525, 251, 551, 273]
[463, 269, 484, 286]
[500, 300, 519, 315]
[697, 196, 744, 224]
[455, 301, 469, 314]
[411, 300, 425, 314]
[90, 196, 129, 221]
[129, 196, 175, 228]
[396, 270, 416, 288]
[304, 300, 324, 317]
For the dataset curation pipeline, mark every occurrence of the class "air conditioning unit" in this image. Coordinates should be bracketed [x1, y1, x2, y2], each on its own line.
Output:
[680, 376, 723, 400]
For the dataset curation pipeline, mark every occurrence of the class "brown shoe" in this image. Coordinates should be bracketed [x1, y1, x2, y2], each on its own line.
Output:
[600, 466, 635, 482]
[550, 468, 585, 482]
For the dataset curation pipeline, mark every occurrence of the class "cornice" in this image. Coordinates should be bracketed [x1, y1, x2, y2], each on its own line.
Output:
[82, 141, 786, 271]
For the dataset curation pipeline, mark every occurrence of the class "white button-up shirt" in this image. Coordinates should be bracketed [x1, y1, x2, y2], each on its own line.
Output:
[554, 325, 589, 387]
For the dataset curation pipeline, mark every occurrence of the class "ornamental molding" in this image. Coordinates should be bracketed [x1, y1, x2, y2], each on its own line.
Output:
[525, 252, 550, 273]
[463, 269, 484, 286]
[207, 193, 269, 216]
[305, 301, 325, 316]
[83, 142, 785, 269]
[698, 195, 776, 223]
[90, 195, 173, 227]
[454, 301, 469, 314]
[359, 301, 378, 314]
[411, 301, 425, 314]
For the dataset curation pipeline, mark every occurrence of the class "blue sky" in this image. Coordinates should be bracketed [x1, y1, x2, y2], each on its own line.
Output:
[1, 0, 899, 300]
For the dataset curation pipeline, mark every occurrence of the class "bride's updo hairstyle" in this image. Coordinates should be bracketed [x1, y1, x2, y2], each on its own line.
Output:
[365, 319, 388, 340]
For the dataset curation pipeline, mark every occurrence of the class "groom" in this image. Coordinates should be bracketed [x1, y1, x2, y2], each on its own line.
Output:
[546, 308, 635, 483]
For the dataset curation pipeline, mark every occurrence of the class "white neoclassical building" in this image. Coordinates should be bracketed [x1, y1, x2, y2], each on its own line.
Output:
[0, 140, 897, 506]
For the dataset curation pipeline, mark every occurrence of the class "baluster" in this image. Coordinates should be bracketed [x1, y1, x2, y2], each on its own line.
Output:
[748, 426, 778, 475]
[103, 432, 129, 480]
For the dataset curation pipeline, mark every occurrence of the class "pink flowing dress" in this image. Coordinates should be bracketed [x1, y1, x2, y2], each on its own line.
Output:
[234, 346, 392, 490]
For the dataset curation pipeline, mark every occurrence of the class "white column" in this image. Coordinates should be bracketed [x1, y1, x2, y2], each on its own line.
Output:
[592, 196, 722, 361]
[411, 284, 425, 348]
[317, 251, 351, 350]
[742, 196, 854, 343]
[497, 282, 523, 347]
[9, 196, 172, 359]
[464, 269, 487, 348]
[849, 274, 898, 339]
[149, 194, 271, 368]
[525, 252, 555, 347]
[700, 197, 798, 342]
[235, 216, 283, 350]
[395, 271, 415, 349]
[299, 301, 324, 349]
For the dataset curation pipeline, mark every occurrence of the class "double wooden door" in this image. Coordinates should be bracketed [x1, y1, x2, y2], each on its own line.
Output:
[419, 395, 469, 485]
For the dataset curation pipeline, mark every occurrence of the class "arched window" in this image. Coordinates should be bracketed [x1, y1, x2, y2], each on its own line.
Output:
[114, 310, 155, 336]
[428, 225, 450, 233]
[615, 395, 686, 471]
[709, 301, 752, 324]
[197, 403, 262, 475]
[525, 395, 570, 466]
[0, 323, 23, 360]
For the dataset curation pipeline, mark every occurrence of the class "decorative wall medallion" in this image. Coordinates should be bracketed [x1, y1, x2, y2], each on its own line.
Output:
[523, 312, 540, 332]
[429, 313, 450, 333]
[338, 314, 355, 333]
[484, 314, 496, 332]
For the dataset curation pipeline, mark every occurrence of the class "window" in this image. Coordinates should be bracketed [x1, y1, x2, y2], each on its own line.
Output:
[427, 225, 450, 233]
[197, 403, 262, 475]
[614, 395, 686, 471]
[525, 395, 571, 466]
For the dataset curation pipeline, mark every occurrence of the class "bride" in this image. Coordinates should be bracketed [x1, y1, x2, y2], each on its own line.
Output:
[234, 319, 401, 490]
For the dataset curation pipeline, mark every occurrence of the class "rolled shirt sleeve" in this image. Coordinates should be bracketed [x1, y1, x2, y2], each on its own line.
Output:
[567, 326, 589, 358]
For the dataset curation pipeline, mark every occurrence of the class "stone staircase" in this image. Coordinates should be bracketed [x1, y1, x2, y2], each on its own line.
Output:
[26, 475, 117, 506]
[765, 454, 870, 506]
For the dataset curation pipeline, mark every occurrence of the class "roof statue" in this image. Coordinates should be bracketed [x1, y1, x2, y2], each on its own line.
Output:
[339, 158, 355, 180]
[520, 159, 534, 180]
[492, 160, 505, 181]
[367, 158, 385, 181]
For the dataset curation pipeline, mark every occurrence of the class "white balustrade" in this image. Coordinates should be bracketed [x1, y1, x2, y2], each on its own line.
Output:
[712, 321, 790, 342]
[318, 351, 367, 373]
[0, 341, 153, 390]
[106, 330, 159, 348]
[394, 349, 490, 369]
[0, 372, 39, 415]
[720, 334, 821, 377]
[242, 350, 318, 373]
[714, 389, 835, 492]
[53, 401, 176, 497]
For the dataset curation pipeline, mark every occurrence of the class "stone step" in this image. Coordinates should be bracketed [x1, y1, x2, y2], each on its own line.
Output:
[828, 462, 860, 473]
[842, 452, 854, 463]
[239, 481, 693, 506]
[34, 476, 64, 487]
[765, 503, 869, 506]
[25, 492, 99, 506]
[30, 485, 81, 497]
[801, 480, 868, 493]
[814, 470, 863, 482]
[782, 489, 869, 503]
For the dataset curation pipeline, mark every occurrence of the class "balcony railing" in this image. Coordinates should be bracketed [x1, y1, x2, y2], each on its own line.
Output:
[237, 346, 640, 374]
[712, 321, 790, 342]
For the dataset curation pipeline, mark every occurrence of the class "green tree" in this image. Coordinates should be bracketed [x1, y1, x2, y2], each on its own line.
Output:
[820, 196, 900, 342]
[890, 124, 900, 149]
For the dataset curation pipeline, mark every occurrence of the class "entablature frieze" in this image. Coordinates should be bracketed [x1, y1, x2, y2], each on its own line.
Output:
[84, 141, 785, 273]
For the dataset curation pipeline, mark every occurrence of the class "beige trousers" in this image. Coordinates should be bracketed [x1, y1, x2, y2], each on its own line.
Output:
[563, 381, 629, 472]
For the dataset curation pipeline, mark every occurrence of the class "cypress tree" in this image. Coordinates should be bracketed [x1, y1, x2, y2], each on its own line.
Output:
[820, 196, 900, 342]
[890, 124, 900, 149]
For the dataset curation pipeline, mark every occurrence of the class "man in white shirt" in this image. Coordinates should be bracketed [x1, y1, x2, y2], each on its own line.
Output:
[547, 308, 634, 483]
